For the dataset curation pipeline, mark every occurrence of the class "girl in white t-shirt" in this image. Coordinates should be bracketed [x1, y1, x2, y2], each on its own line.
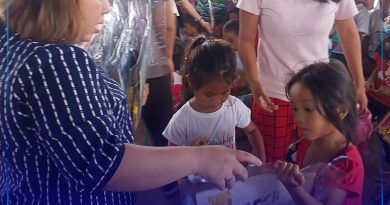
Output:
[163, 36, 266, 162]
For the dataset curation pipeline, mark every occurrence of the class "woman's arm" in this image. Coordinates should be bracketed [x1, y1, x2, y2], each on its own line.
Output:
[166, 0, 177, 82]
[176, 0, 212, 33]
[238, 10, 277, 112]
[105, 144, 262, 191]
[242, 121, 266, 162]
[335, 18, 368, 111]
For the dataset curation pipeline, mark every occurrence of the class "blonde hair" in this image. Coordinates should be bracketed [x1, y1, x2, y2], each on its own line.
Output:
[0, 0, 82, 44]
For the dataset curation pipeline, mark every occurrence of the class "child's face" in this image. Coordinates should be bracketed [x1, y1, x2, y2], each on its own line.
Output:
[222, 32, 238, 50]
[183, 23, 199, 37]
[289, 82, 338, 141]
[191, 78, 231, 113]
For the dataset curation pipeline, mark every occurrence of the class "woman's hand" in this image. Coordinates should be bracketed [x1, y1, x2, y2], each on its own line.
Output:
[196, 146, 262, 190]
[273, 160, 305, 188]
[355, 86, 368, 112]
[199, 19, 212, 34]
[250, 81, 278, 112]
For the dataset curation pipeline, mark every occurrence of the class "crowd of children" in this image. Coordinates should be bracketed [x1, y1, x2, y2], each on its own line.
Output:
[141, 0, 390, 204]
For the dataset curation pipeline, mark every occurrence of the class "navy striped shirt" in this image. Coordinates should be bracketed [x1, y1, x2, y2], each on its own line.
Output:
[0, 23, 135, 204]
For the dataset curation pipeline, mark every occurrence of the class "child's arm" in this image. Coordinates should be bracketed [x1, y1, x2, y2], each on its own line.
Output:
[365, 68, 378, 91]
[273, 161, 347, 205]
[242, 121, 266, 162]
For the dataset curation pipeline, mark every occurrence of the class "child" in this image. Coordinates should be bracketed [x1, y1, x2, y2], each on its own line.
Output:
[181, 13, 203, 46]
[274, 61, 364, 205]
[163, 36, 266, 162]
[366, 36, 390, 121]
[172, 37, 185, 111]
[222, 19, 251, 103]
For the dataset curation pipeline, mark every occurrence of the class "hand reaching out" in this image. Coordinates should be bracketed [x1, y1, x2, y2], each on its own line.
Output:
[273, 160, 305, 188]
[196, 146, 262, 190]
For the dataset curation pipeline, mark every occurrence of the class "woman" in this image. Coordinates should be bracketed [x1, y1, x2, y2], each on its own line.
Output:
[238, 0, 368, 163]
[0, 0, 261, 204]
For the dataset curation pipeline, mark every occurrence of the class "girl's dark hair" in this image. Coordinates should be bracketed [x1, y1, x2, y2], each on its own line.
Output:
[180, 36, 236, 107]
[285, 60, 357, 142]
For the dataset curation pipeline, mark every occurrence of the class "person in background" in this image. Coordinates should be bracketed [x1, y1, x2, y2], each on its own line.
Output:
[141, 0, 176, 148]
[227, 6, 239, 21]
[175, 0, 213, 34]
[222, 19, 251, 107]
[172, 37, 186, 111]
[275, 61, 364, 205]
[366, 36, 390, 121]
[238, 0, 368, 163]
[0, 0, 262, 204]
[331, 0, 373, 69]
[180, 13, 204, 47]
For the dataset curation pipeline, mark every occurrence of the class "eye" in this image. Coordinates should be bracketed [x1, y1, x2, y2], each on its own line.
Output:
[304, 107, 314, 112]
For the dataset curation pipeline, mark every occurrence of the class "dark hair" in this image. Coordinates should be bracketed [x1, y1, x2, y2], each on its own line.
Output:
[228, 6, 239, 14]
[222, 19, 239, 36]
[285, 60, 357, 142]
[180, 36, 236, 107]
[173, 37, 185, 73]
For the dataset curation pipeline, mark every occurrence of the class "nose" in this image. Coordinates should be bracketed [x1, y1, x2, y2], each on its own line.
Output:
[102, 0, 111, 14]
[294, 113, 305, 124]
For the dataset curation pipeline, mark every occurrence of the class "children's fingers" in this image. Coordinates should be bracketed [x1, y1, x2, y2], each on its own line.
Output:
[293, 164, 305, 186]
[280, 162, 294, 180]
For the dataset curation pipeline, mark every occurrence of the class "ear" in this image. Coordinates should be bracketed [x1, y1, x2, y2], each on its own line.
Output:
[337, 108, 349, 119]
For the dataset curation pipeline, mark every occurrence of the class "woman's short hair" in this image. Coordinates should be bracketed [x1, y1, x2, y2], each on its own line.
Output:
[0, 0, 82, 44]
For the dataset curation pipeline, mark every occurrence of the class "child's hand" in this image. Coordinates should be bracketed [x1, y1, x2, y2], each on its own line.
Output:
[273, 160, 305, 188]
[375, 86, 390, 97]
[365, 78, 375, 91]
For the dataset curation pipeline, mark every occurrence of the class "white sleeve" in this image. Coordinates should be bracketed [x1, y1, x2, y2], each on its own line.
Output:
[237, 0, 261, 16]
[335, 0, 358, 20]
[354, 8, 370, 35]
[171, 0, 179, 16]
[162, 109, 187, 145]
[234, 97, 252, 128]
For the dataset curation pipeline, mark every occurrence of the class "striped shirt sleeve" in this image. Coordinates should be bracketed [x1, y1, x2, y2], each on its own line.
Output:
[20, 45, 128, 193]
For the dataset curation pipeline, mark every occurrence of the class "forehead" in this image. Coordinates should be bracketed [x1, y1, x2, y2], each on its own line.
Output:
[197, 78, 231, 92]
[288, 82, 314, 102]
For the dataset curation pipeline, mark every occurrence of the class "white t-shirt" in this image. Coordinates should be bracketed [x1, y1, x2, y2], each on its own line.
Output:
[163, 96, 251, 148]
[237, 0, 357, 101]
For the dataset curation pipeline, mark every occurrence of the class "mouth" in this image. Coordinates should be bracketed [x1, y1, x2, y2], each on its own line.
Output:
[94, 24, 103, 32]
[299, 128, 309, 132]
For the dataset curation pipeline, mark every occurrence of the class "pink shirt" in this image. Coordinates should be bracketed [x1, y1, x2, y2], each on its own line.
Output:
[237, 0, 357, 100]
